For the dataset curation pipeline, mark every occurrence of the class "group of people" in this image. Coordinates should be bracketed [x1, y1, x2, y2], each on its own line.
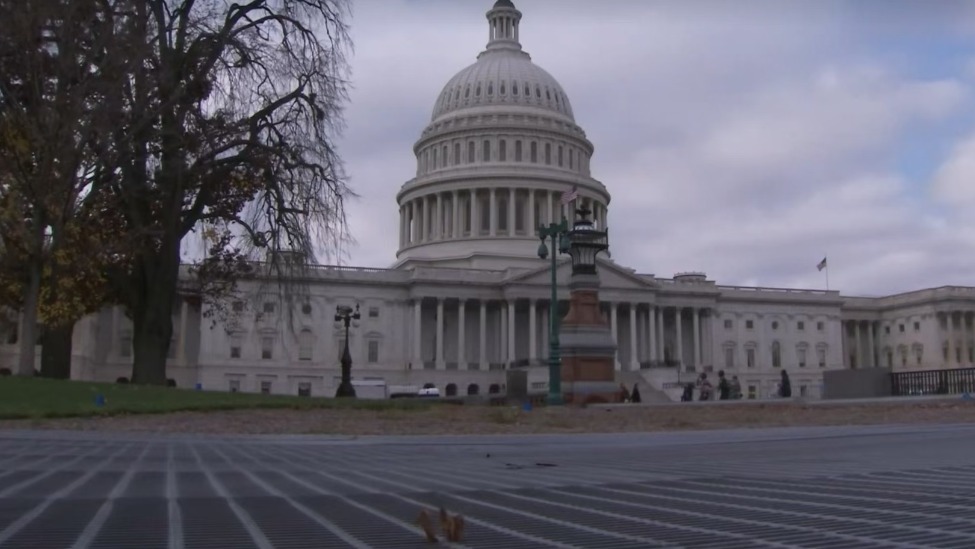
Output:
[682, 369, 792, 402]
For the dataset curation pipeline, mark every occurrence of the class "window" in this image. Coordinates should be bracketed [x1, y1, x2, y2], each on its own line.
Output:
[914, 321, 920, 332]
[263, 302, 275, 314]
[298, 382, 311, 397]
[261, 336, 274, 360]
[512, 80, 518, 95]
[368, 340, 380, 363]
[746, 348, 755, 368]
[430, 148, 436, 170]
[797, 321, 805, 331]
[558, 145, 563, 166]
[232, 301, 245, 313]
[569, 149, 575, 169]
[818, 348, 826, 368]
[798, 347, 807, 368]
[453, 143, 460, 164]
[298, 330, 313, 361]
[544, 143, 551, 164]
[228, 379, 240, 393]
[301, 303, 312, 315]
[487, 82, 493, 96]
[771, 321, 779, 330]
[724, 347, 734, 369]
[260, 381, 272, 394]
[515, 140, 522, 161]
[119, 333, 132, 358]
[899, 324, 905, 333]
[482, 139, 491, 161]
[887, 350, 893, 368]
[817, 321, 824, 331]
[441, 145, 447, 167]
[499, 139, 507, 161]
[467, 141, 475, 163]
[799, 384, 808, 397]
[230, 335, 242, 359]
[884, 325, 890, 334]
[724, 319, 733, 329]
[530, 142, 537, 163]
[746, 320, 754, 330]
[747, 385, 757, 399]
[771, 342, 781, 368]
[368, 307, 379, 319]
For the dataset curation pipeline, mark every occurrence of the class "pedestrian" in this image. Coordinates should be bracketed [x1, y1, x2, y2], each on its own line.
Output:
[717, 370, 730, 400]
[730, 375, 742, 399]
[697, 373, 712, 401]
[631, 383, 642, 403]
[681, 382, 694, 402]
[619, 383, 631, 403]
[779, 369, 792, 398]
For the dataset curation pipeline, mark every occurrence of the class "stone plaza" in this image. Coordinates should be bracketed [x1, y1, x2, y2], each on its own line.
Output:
[1, 423, 975, 547]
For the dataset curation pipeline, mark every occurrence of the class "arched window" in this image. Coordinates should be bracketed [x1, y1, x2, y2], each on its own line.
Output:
[544, 143, 551, 164]
[445, 383, 458, 396]
[771, 341, 781, 368]
[530, 142, 537, 163]
[515, 140, 523, 162]
[453, 143, 461, 164]
[512, 81, 518, 96]
[499, 139, 507, 161]
[431, 148, 437, 171]
[467, 141, 475, 163]
[482, 140, 491, 161]
[569, 148, 574, 170]
[558, 145, 563, 167]
[489, 383, 501, 394]
[442, 145, 448, 167]
[467, 383, 480, 395]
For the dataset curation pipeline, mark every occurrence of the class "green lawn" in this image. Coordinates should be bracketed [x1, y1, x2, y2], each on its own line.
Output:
[0, 377, 435, 420]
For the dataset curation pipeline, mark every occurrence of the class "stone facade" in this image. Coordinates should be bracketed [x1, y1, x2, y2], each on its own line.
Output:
[1, 1, 974, 401]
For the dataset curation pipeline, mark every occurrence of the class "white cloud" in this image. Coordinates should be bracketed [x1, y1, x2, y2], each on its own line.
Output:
[333, 0, 975, 296]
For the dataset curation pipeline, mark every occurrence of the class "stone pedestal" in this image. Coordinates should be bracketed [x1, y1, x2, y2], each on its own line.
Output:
[559, 273, 621, 405]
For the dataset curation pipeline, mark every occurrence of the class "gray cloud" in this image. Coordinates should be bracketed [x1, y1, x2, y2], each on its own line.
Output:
[336, 0, 975, 296]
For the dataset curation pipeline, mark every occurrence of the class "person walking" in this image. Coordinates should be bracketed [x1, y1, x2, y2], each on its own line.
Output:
[778, 369, 792, 398]
[717, 370, 731, 400]
[730, 375, 742, 399]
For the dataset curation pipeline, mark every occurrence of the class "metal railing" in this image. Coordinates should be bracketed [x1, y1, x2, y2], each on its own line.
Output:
[891, 367, 975, 396]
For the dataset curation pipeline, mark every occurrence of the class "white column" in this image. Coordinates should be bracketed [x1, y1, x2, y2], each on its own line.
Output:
[867, 320, 875, 368]
[436, 298, 444, 368]
[648, 305, 656, 364]
[692, 307, 700, 369]
[529, 299, 537, 362]
[489, 188, 497, 236]
[507, 299, 516, 365]
[470, 189, 478, 237]
[435, 192, 443, 240]
[419, 198, 427, 242]
[499, 303, 507, 364]
[479, 301, 487, 368]
[629, 304, 638, 370]
[528, 190, 536, 233]
[420, 196, 430, 242]
[547, 190, 554, 223]
[452, 190, 460, 239]
[853, 320, 861, 368]
[610, 302, 619, 370]
[949, 312, 957, 365]
[656, 307, 664, 361]
[457, 299, 466, 370]
[676, 308, 684, 367]
[178, 298, 189, 362]
[508, 187, 516, 235]
[413, 299, 422, 366]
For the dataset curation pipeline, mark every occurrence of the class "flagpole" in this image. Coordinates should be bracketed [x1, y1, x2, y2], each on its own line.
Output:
[824, 254, 829, 291]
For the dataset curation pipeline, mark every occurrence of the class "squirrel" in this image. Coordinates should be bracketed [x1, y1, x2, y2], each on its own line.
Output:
[415, 507, 465, 543]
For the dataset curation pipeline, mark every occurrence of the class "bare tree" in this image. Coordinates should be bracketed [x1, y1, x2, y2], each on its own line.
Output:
[110, 0, 353, 384]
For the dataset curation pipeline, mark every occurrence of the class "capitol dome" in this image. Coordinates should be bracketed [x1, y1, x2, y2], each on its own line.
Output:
[394, 1, 611, 270]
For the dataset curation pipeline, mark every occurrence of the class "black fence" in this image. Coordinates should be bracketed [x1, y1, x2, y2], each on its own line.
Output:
[891, 367, 975, 396]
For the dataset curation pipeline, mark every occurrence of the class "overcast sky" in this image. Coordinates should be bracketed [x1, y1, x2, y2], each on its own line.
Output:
[334, 0, 975, 296]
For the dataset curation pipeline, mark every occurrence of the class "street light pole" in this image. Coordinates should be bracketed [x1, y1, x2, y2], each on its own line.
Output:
[538, 217, 569, 406]
[334, 304, 360, 398]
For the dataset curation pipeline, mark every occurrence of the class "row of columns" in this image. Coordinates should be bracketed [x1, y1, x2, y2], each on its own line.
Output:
[410, 297, 711, 371]
[849, 311, 975, 369]
[399, 188, 608, 248]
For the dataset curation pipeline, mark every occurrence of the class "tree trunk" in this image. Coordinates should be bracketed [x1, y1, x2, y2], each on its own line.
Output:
[129, 241, 181, 386]
[40, 322, 73, 379]
[16, 261, 41, 377]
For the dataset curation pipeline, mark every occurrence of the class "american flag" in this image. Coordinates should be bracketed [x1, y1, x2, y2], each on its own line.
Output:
[560, 186, 579, 205]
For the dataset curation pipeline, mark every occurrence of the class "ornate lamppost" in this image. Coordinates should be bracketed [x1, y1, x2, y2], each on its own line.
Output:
[537, 217, 570, 405]
[334, 304, 360, 398]
[564, 205, 609, 275]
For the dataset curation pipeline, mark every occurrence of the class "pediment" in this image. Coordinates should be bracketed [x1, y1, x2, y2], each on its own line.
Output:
[506, 258, 655, 291]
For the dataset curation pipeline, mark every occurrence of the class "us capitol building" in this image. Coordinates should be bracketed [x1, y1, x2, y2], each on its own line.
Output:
[14, 1, 975, 401]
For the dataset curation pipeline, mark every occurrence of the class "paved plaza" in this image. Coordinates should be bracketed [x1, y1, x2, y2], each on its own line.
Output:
[1, 423, 975, 547]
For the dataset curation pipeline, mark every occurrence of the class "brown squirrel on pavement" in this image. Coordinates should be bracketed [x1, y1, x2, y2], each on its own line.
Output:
[415, 507, 465, 543]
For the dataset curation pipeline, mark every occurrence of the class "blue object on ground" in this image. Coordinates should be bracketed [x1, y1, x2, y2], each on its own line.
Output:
[195, 383, 202, 391]
[522, 401, 532, 412]
[94, 394, 105, 407]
